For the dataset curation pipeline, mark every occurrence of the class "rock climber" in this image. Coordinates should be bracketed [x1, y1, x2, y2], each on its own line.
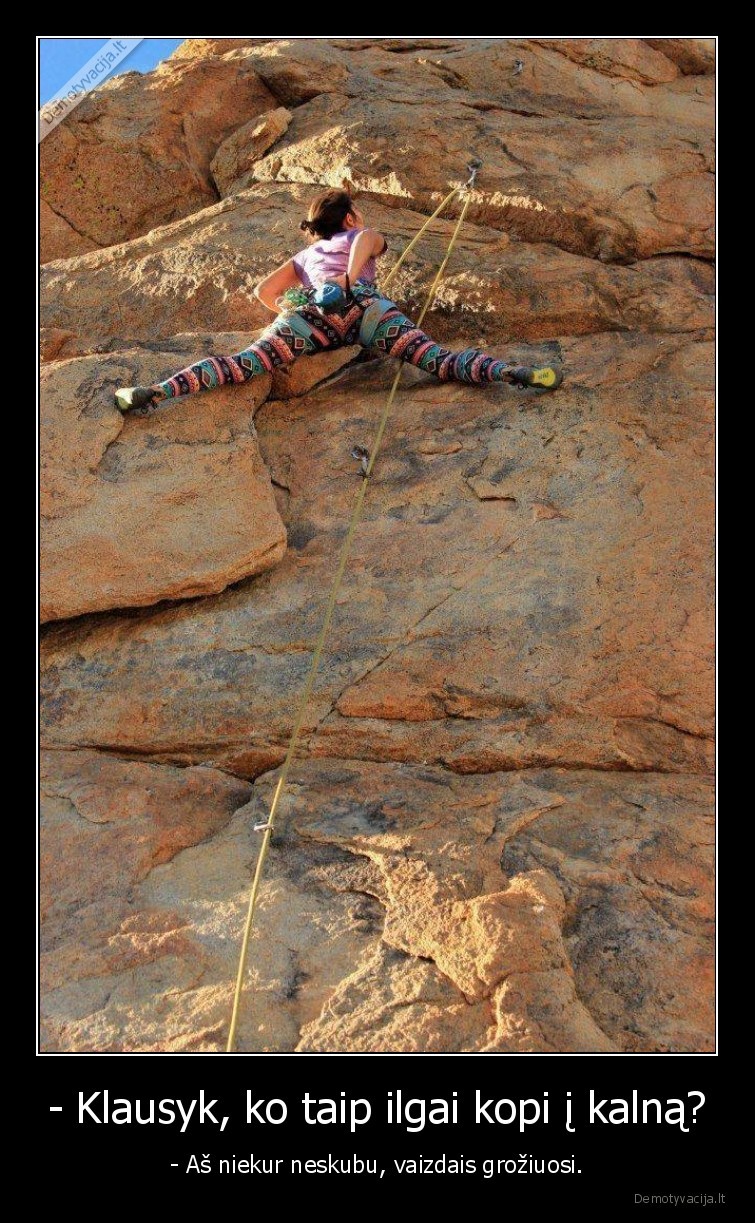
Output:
[114, 188, 563, 413]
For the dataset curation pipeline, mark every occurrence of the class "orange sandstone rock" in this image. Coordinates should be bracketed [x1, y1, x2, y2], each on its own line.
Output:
[38, 37, 715, 1055]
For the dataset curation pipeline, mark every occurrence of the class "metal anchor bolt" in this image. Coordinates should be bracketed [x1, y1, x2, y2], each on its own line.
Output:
[350, 444, 371, 476]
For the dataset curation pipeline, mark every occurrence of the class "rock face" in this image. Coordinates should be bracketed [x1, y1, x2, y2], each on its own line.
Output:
[42, 335, 714, 775]
[40, 186, 712, 360]
[40, 198, 99, 262]
[39, 38, 715, 1054]
[40, 54, 276, 261]
[40, 750, 251, 1051]
[40, 754, 712, 1052]
[40, 351, 284, 621]
[211, 107, 293, 196]
[249, 92, 713, 260]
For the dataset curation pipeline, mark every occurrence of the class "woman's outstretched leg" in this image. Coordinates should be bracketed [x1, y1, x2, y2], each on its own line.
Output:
[114, 310, 339, 412]
[366, 303, 562, 389]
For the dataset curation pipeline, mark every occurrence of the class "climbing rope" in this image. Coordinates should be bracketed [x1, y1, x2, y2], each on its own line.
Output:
[226, 164, 480, 1053]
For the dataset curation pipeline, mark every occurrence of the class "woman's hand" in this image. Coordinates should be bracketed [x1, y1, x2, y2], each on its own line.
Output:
[330, 274, 349, 292]
[254, 259, 303, 314]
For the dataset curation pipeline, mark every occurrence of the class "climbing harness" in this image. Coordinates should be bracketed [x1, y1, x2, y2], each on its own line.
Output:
[225, 161, 482, 1053]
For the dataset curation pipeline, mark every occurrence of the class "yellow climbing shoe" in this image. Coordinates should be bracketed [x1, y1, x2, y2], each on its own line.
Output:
[508, 364, 564, 391]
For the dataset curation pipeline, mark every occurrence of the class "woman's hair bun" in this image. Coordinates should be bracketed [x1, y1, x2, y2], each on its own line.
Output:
[300, 189, 355, 240]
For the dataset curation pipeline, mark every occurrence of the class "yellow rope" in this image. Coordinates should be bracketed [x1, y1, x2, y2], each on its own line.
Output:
[226, 184, 473, 1053]
[381, 184, 461, 291]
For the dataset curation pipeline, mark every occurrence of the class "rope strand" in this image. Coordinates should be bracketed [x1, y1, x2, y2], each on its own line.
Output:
[381, 184, 461, 291]
[226, 182, 472, 1053]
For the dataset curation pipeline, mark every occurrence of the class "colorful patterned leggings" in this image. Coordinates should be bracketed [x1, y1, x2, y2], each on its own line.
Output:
[150, 286, 513, 400]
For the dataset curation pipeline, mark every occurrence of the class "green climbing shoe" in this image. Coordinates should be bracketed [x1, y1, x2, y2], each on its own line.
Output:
[508, 365, 564, 391]
[114, 385, 158, 413]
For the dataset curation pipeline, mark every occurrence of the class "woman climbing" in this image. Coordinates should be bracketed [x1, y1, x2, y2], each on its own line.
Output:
[114, 189, 563, 413]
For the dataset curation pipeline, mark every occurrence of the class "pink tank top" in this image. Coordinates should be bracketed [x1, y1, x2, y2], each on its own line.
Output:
[292, 228, 380, 289]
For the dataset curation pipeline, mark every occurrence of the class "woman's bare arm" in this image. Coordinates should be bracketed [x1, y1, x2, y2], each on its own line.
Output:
[254, 259, 302, 314]
[332, 229, 386, 290]
[348, 229, 386, 282]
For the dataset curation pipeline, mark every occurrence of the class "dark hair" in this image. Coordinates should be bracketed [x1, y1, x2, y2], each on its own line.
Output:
[300, 189, 355, 239]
